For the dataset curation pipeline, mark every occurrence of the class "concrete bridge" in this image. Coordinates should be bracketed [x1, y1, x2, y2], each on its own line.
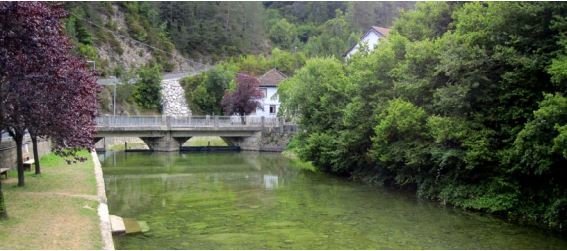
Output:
[95, 115, 291, 151]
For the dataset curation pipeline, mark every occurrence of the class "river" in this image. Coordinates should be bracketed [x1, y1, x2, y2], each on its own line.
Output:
[100, 151, 567, 249]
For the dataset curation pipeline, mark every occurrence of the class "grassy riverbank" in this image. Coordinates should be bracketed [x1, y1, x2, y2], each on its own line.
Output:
[185, 136, 228, 146]
[0, 151, 101, 249]
[282, 150, 317, 172]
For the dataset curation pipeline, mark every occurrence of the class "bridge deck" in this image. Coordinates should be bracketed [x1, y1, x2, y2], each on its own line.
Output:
[95, 116, 286, 138]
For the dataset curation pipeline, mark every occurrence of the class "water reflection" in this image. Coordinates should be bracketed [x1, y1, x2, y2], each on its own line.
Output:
[263, 175, 279, 190]
[102, 152, 567, 250]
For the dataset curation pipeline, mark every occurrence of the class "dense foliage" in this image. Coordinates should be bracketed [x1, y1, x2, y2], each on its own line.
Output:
[0, 2, 99, 187]
[181, 48, 306, 115]
[280, 2, 567, 231]
[133, 64, 162, 111]
[67, 2, 412, 116]
[62, 2, 414, 73]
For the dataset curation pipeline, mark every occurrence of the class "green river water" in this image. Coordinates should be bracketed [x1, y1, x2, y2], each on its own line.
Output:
[100, 151, 567, 249]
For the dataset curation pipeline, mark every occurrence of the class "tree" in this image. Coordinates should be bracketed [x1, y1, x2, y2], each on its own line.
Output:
[304, 9, 356, 58]
[279, 2, 567, 230]
[269, 18, 297, 50]
[0, 2, 99, 186]
[278, 58, 351, 174]
[182, 65, 235, 115]
[221, 73, 263, 123]
[133, 64, 162, 111]
[0, 85, 6, 220]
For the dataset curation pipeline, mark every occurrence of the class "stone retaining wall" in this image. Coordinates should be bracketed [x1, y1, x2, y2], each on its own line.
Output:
[0, 137, 51, 169]
[91, 151, 115, 250]
[161, 79, 191, 117]
[224, 125, 297, 152]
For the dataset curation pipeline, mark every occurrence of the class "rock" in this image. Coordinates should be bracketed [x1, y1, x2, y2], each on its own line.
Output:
[110, 215, 126, 235]
[123, 218, 142, 234]
[160, 79, 192, 117]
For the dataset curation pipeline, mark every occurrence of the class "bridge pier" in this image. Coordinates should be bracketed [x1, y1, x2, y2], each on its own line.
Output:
[140, 135, 190, 152]
[95, 116, 295, 152]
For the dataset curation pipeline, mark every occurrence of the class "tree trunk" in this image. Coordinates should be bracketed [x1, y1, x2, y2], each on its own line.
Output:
[14, 133, 24, 187]
[31, 135, 40, 175]
[0, 180, 7, 220]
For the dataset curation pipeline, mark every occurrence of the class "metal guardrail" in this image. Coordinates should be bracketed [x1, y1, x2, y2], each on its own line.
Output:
[95, 115, 284, 129]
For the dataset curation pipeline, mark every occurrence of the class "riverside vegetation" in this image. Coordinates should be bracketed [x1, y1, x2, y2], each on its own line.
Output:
[279, 2, 567, 232]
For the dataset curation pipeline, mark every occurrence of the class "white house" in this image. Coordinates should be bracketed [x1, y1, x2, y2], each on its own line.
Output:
[343, 26, 390, 59]
[252, 69, 287, 118]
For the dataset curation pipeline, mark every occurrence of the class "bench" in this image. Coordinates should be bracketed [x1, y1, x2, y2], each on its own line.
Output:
[0, 167, 9, 179]
[23, 159, 34, 172]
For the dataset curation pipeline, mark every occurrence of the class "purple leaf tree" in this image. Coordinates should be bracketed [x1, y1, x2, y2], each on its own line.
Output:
[221, 73, 264, 124]
[0, 2, 99, 186]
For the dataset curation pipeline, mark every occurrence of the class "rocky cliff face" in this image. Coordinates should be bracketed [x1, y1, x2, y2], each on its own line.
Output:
[160, 79, 192, 117]
[96, 5, 191, 73]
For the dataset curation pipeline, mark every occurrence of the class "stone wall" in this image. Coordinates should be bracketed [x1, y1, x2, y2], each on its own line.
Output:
[94, 137, 145, 149]
[258, 125, 297, 152]
[161, 79, 191, 117]
[223, 125, 297, 152]
[0, 137, 51, 169]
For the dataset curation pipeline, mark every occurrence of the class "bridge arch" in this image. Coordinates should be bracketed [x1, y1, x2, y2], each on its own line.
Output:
[95, 115, 286, 152]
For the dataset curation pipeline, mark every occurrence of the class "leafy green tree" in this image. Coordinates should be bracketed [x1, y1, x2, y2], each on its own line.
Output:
[304, 9, 356, 57]
[371, 99, 430, 186]
[280, 2, 567, 230]
[269, 18, 298, 50]
[133, 64, 162, 110]
[507, 94, 567, 175]
[279, 58, 352, 174]
[347, 2, 415, 32]
[279, 58, 349, 132]
[393, 2, 456, 41]
[182, 65, 235, 115]
[270, 48, 306, 75]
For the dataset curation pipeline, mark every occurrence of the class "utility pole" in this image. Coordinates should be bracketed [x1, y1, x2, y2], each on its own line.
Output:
[89, 60, 116, 116]
[113, 83, 116, 116]
[86, 60, 96, 71]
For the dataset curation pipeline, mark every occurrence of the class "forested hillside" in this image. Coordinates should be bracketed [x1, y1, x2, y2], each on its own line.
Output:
[61, 2, 414, 76]
[279, 2, 567, 232]
[63, 2, 413, 115]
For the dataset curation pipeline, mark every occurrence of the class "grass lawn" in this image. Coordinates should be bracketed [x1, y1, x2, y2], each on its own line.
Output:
[185, 136, 228, 146]
[0, 151, 102, 250]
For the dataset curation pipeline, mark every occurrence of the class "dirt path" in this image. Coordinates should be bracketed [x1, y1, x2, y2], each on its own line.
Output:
[22, 191, 99, 202]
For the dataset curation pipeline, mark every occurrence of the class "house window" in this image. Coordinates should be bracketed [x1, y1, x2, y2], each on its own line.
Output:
[269, 105, 276, 114]
[260, 88, 267, 98]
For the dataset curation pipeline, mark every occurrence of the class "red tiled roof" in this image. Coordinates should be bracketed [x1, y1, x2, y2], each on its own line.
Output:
[371, 26, 390, 36]
[258, 69, 287, 87]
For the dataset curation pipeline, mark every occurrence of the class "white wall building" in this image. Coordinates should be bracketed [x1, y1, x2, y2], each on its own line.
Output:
[252, 69, 287, 118]
[344, 26, 390, 59]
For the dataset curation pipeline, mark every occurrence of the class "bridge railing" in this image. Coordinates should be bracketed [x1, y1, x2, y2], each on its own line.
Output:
[96, 116, 163, 128]
[96, 115, 285, 129]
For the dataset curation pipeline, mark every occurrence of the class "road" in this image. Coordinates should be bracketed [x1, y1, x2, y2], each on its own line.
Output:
[97, 67, 212, 86]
